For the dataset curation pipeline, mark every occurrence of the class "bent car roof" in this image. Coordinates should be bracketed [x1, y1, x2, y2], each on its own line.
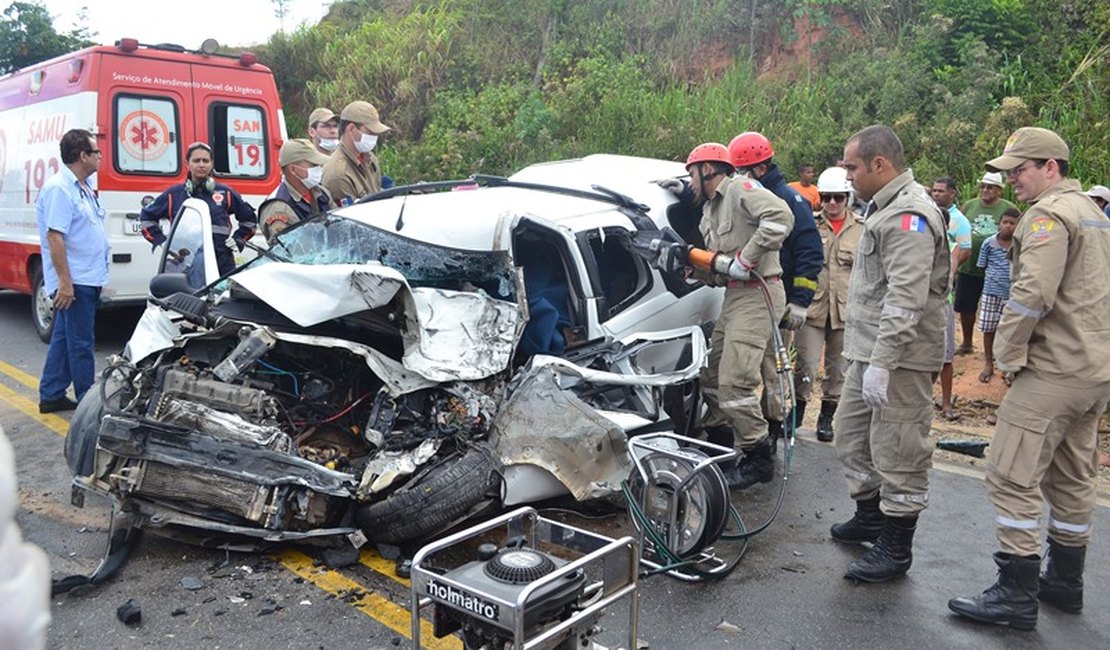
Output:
[331, 154, 686, 251]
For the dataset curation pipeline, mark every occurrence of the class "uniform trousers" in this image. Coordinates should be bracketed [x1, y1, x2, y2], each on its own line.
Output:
[986, 370, 1110, 556]
[794, 319, 846, 403]
[702, 282, 785, 448]
[834, 360, 934, 517]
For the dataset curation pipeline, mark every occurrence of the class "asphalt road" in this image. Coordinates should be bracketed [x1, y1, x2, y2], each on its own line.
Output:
[1, 289, 1107, 649]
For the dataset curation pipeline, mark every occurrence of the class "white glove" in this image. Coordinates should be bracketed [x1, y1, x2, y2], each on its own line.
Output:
[861, 365, 890, 409]
[781, 303, 808, 331]
[656, 178, 687, 196]
[726, 254, 754, 280]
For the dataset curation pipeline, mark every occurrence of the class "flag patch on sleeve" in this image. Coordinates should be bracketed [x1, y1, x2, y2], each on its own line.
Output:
[900, 214, 927, 233]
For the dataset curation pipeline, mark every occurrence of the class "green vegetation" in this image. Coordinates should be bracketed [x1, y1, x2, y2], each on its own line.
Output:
[0, 2, 92, 74]
[259, 0, 1105, 194]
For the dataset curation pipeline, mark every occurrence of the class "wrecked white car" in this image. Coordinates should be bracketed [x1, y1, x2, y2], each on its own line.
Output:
[63, 155, 722, 552]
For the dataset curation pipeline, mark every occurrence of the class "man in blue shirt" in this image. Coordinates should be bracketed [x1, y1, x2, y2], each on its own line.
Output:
[36, 129, 109, 413]
[933, 176, 971, 421]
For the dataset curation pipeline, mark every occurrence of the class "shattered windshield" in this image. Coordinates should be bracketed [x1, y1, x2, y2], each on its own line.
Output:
[262, 216, 518, 300]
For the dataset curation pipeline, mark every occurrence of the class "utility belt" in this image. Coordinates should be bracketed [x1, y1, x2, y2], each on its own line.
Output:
[728, 275, 780, 289]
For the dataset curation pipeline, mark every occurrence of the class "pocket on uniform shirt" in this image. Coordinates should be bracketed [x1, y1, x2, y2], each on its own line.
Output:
[988, 401, 1052, 488]
[872, 405, 933, 471]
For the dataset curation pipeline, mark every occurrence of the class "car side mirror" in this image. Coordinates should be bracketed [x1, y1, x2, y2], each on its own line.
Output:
[149, 273, 193, 299]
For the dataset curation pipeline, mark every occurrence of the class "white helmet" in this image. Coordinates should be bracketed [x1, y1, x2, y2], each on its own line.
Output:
[816, 166, 852, 193]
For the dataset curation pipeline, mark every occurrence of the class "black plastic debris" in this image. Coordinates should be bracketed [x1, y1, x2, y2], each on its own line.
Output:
[320, 545, 360, 569]
[116, 599, 142, 626]
[937, 439, 989, 458]
[171, 608, 188, 617]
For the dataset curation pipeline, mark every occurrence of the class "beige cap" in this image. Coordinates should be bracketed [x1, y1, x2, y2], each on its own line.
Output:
[340, 100, 391, 134]
[307, 107, 337, 127]
[985, 127, 1070, 172]
[978, 171, 1004, 187]
[279, 138, 331, 166]
[1087, 185, 1110, 203]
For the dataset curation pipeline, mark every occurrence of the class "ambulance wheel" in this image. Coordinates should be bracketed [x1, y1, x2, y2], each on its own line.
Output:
[31, 263, 55, 343]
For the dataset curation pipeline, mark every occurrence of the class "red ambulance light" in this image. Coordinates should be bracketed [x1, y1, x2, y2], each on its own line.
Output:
[117, 38, 140, 52]
[239, 52, 257, 67]
[67, 59, 84, 83]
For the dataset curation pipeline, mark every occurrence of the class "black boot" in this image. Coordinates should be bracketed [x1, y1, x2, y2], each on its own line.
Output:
[766, 418, 784, 455]
[845, 515, 916, 582]
[816, 399, 836, 442]
[948, 553, 1040, 630]
[1039, 538, 1085, 613]
[724, 437, 774, 490]
[793, 399, 807, 433]
[704, 424, 734, 449]
[830, 495, 884, 544]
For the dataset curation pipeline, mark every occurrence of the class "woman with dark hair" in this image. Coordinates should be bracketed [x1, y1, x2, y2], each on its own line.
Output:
[139, 142, 257, 276]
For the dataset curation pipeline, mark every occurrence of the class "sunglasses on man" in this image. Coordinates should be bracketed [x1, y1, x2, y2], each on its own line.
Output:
[820, 193, 848, 203]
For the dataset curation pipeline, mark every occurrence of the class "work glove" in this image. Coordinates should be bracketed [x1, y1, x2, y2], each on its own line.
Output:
[861, 365, 890, 410]
[143, 225, 167, 251]
[656, 178, 694, 203]
[232, 226, 255, 252]
[726, 253, 754, 281]
[781, 303, 808, 331]
[655, 242, 691, 275]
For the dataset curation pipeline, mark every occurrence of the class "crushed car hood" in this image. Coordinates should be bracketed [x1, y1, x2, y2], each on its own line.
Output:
[131, 262, 525, 384]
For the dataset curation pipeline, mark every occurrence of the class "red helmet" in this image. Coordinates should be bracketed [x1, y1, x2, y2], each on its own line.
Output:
[685, 142, 733, 171]
[728, 132, 774, 168]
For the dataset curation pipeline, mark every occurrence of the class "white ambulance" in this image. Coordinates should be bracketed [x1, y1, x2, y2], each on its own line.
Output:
[0, 38, 287, 340]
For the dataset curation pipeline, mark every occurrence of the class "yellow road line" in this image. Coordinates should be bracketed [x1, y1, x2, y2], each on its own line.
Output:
[0, 359, 39, 390]
[0, 382, 68, 437]
[276, 549, 459, 650]
[360, 548, 411, 587]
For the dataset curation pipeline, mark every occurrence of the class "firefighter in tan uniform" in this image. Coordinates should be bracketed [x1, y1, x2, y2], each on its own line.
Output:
[830, 125, 949, 583]
[675, 143, 792, 490]
[949, 128, 1110, 630]
[321, 100, 391, 205]
[794, 166, 863, 443]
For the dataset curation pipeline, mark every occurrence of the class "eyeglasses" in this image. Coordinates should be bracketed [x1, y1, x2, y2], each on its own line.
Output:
[85, 149, 101, 156]
[820, 193, 848, 203]
[1005, 161, 1041, 179]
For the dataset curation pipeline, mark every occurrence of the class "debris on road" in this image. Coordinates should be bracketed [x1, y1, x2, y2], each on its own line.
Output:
[937, 439, 989, 458]
[180, 576, 205, 591]
[116, 599, 141, 626]
[320, 545, 360, 569]
[716, 620, 742, 634]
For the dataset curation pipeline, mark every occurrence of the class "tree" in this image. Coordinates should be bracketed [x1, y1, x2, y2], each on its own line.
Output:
[272, 0, 291, 33]
[0, 2, 93, 74]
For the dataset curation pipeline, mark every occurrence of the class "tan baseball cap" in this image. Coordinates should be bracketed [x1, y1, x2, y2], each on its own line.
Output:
[985, 127, 1070, 172]
[279, 138, 331, 166]
[978, 171, 1004, 187]
[308, 107, 337, 127]
[340, 100, 391, 134]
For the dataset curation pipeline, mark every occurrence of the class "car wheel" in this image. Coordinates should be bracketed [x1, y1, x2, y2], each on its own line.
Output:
[64, 386, 106, 477]
[30, 263, 55, 343]
[355, 449, 502, 545]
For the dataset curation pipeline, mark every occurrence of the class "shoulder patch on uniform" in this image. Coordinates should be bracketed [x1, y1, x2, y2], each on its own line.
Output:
[1028, 216, 1056, 240]
[211, 191, 225, 204]
[743, 180, 755, 190]
[899, 213, 928, 233]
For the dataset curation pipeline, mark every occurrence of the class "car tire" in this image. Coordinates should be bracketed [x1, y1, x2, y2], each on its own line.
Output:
[30, 262, 55, 343]
[64, 385, 106, 477]
[355, 449, 502, 545]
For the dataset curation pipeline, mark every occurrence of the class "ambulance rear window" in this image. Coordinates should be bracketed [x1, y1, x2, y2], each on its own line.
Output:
[209, 103, 268, 179]
[113, 95, 180, 175]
